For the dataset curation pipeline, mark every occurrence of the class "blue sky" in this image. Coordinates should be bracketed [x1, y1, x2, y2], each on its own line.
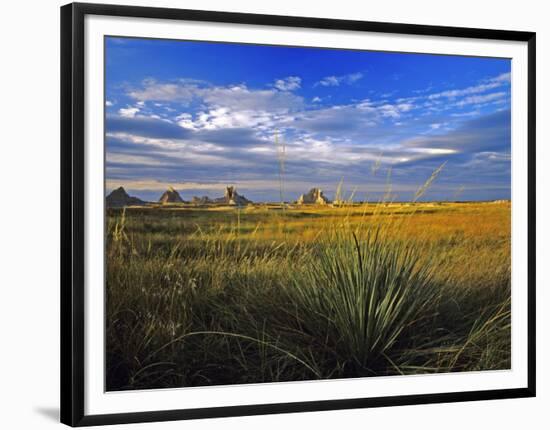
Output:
[105, 37, 511, 202]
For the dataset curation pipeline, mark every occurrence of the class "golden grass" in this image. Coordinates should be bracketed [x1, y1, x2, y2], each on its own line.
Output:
[105, 201, 511, 390]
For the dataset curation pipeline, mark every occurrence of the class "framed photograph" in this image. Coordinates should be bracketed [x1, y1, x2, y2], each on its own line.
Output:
[60, 2, 536, 426]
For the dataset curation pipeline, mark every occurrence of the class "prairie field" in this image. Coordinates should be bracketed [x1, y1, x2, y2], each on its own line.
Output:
[106, 201, 511, 391]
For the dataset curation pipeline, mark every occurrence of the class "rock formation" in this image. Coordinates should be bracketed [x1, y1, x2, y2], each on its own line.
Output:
[218, 186, 251, 206]
[106, 186, 146, 208]
[158, 186, 185, 204]
[296, 188, 330, 205]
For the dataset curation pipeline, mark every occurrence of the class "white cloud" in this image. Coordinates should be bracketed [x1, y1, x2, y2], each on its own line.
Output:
[450, 111, 480, 117]
[273, 76, 301, 91]
[175, 112, 197, 130]
[346, 72, 364, 83]
[427, 72, 510, 101]
[105, 100, 113, 107]
[118, 107, 140, 118]
[377, 102, 414, 119]
[316, 72, 364, 87]
[427, 83, 497, 100]
[410, 147, 457, 155]
[107, 153, 164, 166]
[129, 81, 197, 104]
[174, 107, 285, 131]
[127, 80, 304, 135]
[113, 72, 509, 180]
[318, 76, 339, 87]
[455, 92, 507, 107]
[129, 81, 303, 112]
[492, 72, 511, 83]
[107, 132, 246, 167]
[200, 85, 303, 111]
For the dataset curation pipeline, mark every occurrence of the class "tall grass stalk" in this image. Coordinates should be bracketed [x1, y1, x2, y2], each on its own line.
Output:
[274, 130, 286, 210]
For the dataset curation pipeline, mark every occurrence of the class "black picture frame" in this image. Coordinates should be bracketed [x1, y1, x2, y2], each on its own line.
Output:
[60, 2, 536, 426]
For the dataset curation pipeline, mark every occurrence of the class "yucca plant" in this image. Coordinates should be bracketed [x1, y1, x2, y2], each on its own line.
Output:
[291, 225, 439, 373]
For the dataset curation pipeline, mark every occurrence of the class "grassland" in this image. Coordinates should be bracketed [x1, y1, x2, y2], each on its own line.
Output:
[106, 201, 511, 391]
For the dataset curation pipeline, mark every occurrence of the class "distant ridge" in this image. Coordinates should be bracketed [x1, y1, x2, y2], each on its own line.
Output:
[159, 186, 185, 204]
[106, 186, 146, 208]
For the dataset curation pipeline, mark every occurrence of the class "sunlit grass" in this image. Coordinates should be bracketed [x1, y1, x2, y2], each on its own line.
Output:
[106, 201, 510, 390]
